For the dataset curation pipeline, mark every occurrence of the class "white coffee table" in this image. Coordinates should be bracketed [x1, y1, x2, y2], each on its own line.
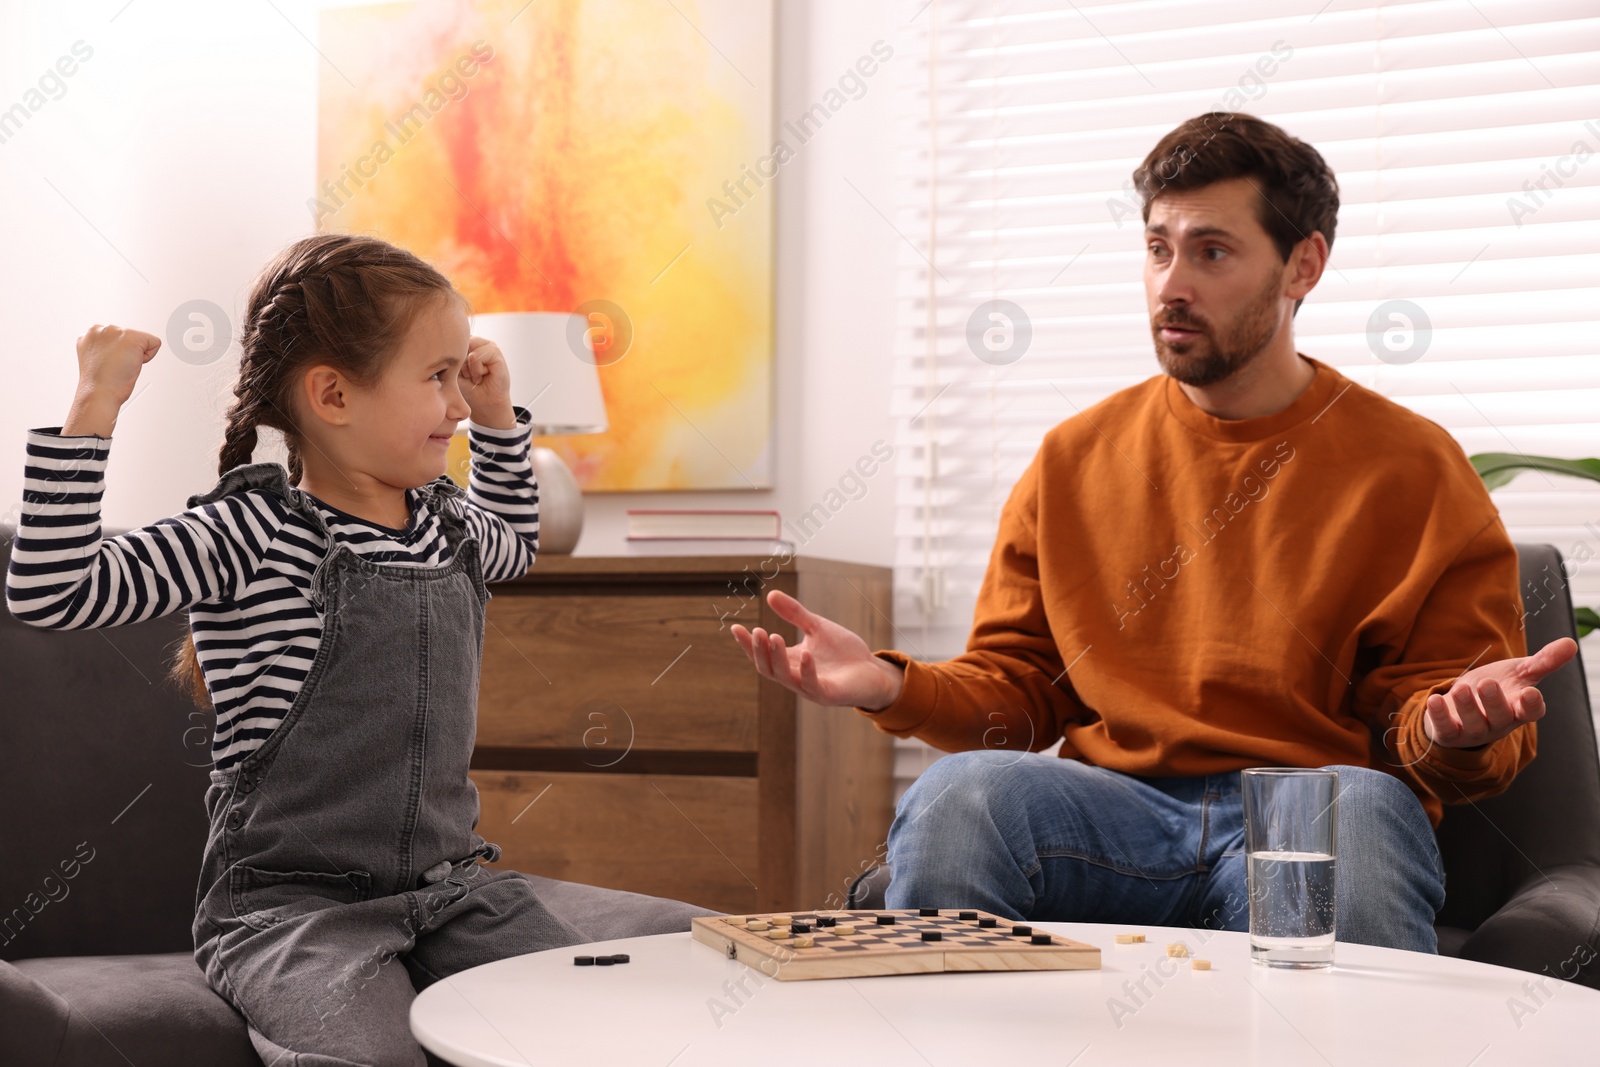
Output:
[410, 920, 1599, 1065]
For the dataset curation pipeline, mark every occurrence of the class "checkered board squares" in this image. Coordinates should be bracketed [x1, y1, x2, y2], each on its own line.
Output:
[691, 909, 1100, 981]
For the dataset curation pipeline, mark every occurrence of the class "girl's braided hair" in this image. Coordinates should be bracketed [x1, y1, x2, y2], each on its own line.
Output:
[167, 232, 461, 710]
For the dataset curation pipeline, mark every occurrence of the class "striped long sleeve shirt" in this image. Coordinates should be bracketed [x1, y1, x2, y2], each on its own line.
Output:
[5, 411, 540, 770]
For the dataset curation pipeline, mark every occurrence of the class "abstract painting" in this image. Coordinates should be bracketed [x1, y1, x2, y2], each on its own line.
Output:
[315, 0, 774, 490]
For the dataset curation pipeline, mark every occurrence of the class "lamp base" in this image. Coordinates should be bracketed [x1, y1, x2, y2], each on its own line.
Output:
[528, 445, 584, 555]
[445, 436, 584, 555]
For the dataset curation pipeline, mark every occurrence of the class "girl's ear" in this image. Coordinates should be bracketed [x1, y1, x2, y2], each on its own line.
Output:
[300, 364, 354, 427]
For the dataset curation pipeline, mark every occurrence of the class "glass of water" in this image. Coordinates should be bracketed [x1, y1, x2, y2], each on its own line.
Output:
[1241, 767, 1338, 969]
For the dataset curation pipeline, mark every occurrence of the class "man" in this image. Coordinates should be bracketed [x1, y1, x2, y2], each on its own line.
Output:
[731, 112, 1577, 953]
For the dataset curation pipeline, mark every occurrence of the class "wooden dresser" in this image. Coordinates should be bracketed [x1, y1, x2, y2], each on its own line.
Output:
[467, 553, 897, 915]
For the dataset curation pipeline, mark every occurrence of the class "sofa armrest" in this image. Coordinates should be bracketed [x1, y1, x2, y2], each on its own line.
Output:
[0, 959, 69, 1063]
[1458, 862, 1600, 990]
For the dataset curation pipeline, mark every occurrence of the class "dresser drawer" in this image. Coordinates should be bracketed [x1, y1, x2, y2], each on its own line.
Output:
[472, 554, 895, 916]
[477, 594, 759, 752]
[472, 770, 759, 914]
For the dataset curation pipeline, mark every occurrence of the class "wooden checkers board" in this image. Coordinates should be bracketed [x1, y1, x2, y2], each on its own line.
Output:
[691, 909, 1100, 981]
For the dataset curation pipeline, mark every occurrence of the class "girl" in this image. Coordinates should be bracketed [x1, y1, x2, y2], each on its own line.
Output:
[4, 234, 707, 1065]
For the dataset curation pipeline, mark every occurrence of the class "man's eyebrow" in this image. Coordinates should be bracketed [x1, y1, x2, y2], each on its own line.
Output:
[1145, 221, 1240, 241]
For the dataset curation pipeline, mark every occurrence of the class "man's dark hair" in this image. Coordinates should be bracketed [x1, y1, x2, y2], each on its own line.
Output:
[1133, 112, 1339, 312]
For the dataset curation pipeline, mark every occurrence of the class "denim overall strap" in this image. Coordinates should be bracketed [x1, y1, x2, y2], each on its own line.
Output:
[187, 461, 333, 541]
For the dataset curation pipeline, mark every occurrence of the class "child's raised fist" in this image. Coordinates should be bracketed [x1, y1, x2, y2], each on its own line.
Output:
[460, 334, 517, 430]
[75, 325, 162, 409]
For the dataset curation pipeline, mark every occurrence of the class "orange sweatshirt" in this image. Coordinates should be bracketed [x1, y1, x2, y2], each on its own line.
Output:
[860, 355, 1532, 828]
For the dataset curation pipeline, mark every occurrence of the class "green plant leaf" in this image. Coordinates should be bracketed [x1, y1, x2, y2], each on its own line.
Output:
[1467, 453, 1598, 636]
[1470, 452, 1600, 491]
[1576, 607, 1599, 640]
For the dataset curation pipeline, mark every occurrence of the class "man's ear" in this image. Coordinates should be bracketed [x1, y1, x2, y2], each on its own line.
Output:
[1285, 231, 1329, 305]
[300, 365, 354, 428]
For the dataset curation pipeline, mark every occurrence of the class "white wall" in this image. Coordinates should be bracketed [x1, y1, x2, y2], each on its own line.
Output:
[0, 0, 899, 567]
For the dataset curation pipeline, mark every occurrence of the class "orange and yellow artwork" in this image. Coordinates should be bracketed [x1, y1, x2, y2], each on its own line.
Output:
[315, 0, 774, 490]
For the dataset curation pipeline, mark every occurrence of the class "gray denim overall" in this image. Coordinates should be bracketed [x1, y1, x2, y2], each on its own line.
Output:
[186, 463, 585, 1066]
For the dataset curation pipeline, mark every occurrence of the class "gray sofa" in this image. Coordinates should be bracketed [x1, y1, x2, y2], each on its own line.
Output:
[849, 543, 1600, 989]
[0, 527, 718, 1066]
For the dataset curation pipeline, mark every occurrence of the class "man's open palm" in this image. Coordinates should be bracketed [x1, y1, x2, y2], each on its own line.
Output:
[1423, 636, 1578, 748]
[729, 590, 903, 710]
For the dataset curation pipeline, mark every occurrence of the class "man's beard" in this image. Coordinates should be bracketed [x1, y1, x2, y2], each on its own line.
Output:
[1151, 274, 1282, 387]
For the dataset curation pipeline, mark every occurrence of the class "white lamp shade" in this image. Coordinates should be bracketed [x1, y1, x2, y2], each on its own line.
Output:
[468, 311, 609, 435]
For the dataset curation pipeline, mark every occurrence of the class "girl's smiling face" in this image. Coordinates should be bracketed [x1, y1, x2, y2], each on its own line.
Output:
[367, 294, 474, 484]
[292, 292, 474, 501]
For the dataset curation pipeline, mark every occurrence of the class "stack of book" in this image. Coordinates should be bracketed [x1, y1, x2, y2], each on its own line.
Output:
[625, 509, 793, 556]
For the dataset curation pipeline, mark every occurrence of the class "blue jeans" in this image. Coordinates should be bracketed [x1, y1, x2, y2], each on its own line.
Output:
[884, 751, 1446, 953]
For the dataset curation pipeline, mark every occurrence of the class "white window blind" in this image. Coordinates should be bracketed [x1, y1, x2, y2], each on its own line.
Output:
[885, 0, 1600, 785]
